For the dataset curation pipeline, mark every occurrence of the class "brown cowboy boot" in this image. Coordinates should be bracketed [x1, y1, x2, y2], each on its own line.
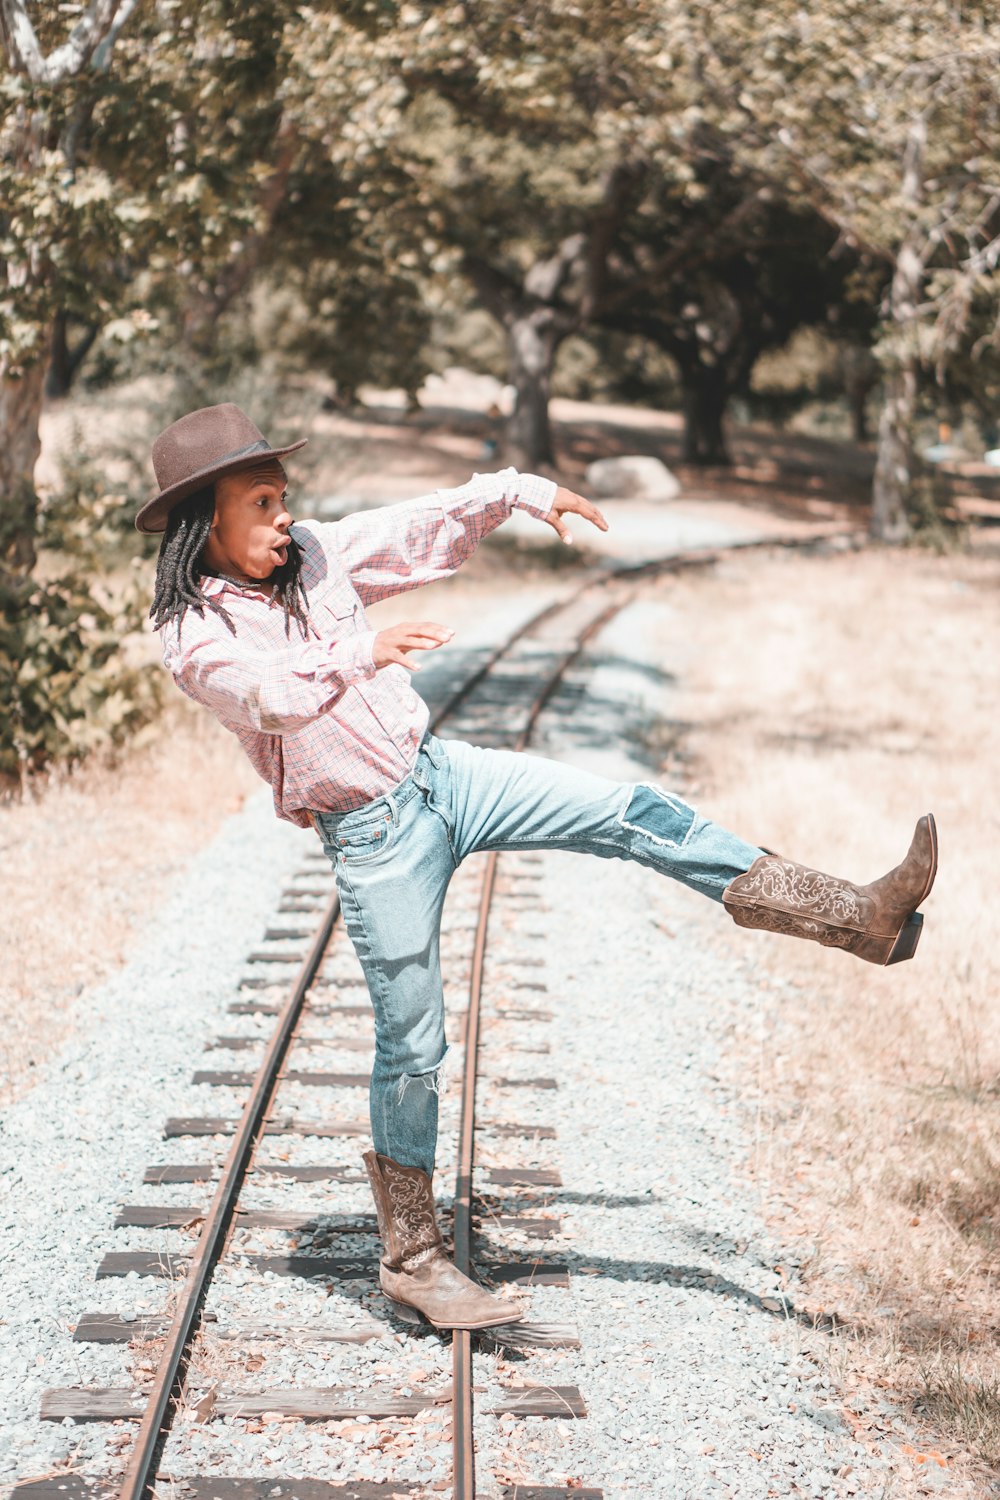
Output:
[362, 1150, 524, 1330]
[722, 814, 938, 965]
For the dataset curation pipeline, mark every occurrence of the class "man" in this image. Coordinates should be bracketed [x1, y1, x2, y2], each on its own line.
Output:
[141, 403, 937, 1332]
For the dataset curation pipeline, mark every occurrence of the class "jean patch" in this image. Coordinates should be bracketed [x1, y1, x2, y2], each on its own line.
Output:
[617, 782, 697, 850]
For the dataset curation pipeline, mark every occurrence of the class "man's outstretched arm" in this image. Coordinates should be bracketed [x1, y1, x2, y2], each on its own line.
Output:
[317, 467, 607, 605]
[162, 616, 457, 733]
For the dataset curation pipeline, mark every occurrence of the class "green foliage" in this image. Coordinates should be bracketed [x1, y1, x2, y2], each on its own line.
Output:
[0, 446, 162, 790]
[5, 0, 1000, 551]
[906, 468, 971, 554]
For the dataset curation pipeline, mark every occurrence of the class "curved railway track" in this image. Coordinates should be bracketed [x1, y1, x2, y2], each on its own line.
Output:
[13, 537, 822, 1500]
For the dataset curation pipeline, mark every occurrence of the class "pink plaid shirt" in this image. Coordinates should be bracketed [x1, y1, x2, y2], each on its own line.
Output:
[159, 468, 557, 826]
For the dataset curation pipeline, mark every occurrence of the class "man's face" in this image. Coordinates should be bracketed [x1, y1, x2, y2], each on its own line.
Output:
[203, 462, 293, 580]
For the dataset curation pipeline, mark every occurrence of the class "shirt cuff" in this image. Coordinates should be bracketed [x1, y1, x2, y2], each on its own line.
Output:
[510, 471, 558, 521]
[324, 629, 379, 683]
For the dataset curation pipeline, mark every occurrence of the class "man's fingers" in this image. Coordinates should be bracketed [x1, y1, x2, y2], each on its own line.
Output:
[546, 515, 574, 546]
[388, 648, 421, 672]
[398, 631, 454, 651]
[552, 486, 609, 532]
[397, 622, 455, 645]
[578, 497, 609, 531]
[375, 621, 456, 672]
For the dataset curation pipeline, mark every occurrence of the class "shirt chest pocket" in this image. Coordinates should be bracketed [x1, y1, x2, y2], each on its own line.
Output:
[315, 581, 360, 630]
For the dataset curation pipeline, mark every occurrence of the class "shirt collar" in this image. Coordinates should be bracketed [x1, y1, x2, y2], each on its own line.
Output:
[201, 572, 275, 601]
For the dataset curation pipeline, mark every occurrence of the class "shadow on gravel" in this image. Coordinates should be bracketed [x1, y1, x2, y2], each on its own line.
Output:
[469, 1240, 835, 1336]
[479, 1190, 662, 1209]
[560, 652, 679, 690]
[430, 645, 691, 777]
[537, 675, 692, 773]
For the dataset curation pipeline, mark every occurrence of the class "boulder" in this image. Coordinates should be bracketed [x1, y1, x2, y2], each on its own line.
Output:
[584, 454, 681, 502]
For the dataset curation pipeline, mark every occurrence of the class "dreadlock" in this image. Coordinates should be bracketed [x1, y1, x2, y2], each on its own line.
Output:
[149, 484, 311, 641]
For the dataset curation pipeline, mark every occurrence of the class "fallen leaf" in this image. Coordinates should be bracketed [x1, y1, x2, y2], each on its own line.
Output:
[187, 1386, 218, 1424]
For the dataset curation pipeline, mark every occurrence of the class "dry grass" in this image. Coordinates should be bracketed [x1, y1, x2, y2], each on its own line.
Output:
[654, 541, 1000, 1483]
[0, 696, 262, 1104]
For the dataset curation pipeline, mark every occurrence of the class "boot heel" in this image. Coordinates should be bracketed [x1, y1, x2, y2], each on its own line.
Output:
[886, 911, 923, 965]
[383, 1295, 424, 1325]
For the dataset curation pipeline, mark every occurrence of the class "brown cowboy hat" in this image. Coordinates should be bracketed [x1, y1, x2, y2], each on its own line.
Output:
[135, 402, 308, 534]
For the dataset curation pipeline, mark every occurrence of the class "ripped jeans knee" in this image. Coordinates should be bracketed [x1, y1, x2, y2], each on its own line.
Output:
[396, 1046, 449, 1107]
[371, 1044, 449, 1176]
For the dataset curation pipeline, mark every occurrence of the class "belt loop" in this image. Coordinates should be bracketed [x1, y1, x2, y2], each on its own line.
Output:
[420, 730, 440, 767]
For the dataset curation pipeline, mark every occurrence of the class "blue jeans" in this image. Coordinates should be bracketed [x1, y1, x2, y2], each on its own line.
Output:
[312, 733, 763, 1175]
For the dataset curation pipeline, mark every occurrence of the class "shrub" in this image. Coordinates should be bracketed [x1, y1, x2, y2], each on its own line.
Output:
[0, 444, 162, 791]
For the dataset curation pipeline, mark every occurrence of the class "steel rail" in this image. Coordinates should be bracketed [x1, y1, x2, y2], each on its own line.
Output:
[117, 890, 342, 1500]
[451, 588, 634, 1499]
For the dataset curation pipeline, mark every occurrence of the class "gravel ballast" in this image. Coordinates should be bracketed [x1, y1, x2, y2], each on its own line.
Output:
[0, 793, 307, 1484]
[465, 597, 975, 1499]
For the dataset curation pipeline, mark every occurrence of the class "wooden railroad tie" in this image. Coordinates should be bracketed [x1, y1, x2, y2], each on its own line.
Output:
[38, 1381, 586, 1423]
[72, 1312, 385, 1345]
[95, 1252, 570, 1286]
[72, 1312, 579, 1351]
[12, 1482, 435, 1500]
[191, 1070, 371, 1088]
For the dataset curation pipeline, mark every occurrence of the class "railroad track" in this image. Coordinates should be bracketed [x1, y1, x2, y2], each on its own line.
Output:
[11, 538, 829, 1500]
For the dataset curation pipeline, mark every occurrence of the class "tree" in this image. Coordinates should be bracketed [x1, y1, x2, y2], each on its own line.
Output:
[595, 160, 871, 463]
[694, 0, 1000, 535]
[0, 0, 407, 780]
[0, 0, 140, 577]
[0, 2, 374, 550]
[353, 1, 675, 467]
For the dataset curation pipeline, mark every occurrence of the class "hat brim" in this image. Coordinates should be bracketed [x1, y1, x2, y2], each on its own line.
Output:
[135, 439, 309, 534]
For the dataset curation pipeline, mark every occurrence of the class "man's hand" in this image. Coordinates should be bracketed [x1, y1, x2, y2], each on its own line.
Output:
[373, 621, 455, 673]
[541, 485, 610, 546]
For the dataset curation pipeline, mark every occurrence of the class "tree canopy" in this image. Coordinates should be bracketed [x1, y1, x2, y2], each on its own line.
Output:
[3, 1, 1000, 780]
[5, 0, 1000, 528]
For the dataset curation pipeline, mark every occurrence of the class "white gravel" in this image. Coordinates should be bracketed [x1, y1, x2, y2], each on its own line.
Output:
[0, 792, 308, 1486]
[465, 598, 977, 1499]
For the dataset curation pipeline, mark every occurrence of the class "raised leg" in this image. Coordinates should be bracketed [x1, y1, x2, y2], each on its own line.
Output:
[419, 734, 935, 965]
[428, 734, 763, 897]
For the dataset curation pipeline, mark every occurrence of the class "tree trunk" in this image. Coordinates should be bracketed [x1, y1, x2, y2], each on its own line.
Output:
[0, 356, 48, 578]
[680, 366, 731, 465]
[501, 308, 561, 469]
[871, 362, 917, 542]
[870, 121, 926, 541]
[871, 242, 924, 541]
[45, 311, 99, 397]
[850, 383, 870, 444]
[840, 348, 877, 444]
